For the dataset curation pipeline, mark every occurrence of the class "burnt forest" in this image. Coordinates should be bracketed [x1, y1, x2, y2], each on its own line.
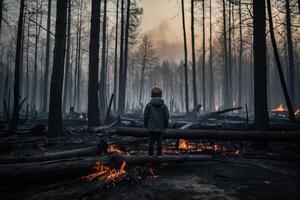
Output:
[0, 0, 300, 199]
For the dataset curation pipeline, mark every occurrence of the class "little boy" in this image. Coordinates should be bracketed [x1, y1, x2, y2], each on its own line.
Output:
[144, 87, 169, 156]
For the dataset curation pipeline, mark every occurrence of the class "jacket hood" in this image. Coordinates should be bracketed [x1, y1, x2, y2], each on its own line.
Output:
[150, 97, 164, 107]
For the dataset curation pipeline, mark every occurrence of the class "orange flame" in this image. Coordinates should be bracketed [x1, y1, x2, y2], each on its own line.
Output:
[272, 104, 287, 112]
[108, 145, 124, 154]
[83, 161, 126, 182]
[178, 139, 189, 149]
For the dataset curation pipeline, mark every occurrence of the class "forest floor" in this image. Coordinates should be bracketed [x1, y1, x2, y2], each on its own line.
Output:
[0, 114, 300, 200]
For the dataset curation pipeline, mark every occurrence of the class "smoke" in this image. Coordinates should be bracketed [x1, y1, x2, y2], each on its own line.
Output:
[147, 20, 183, 62]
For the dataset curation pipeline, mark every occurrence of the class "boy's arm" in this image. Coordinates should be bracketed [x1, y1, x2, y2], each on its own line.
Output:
[144, 104, 150, 128]
[164, 105, 169, 129]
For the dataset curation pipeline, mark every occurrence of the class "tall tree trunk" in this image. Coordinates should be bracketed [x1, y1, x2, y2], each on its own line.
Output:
[33, 0, 41, 112]
[285, 0, 295, 107]
[48, 0, 68, 137]
[121, 0, 131, 114]
[228, 2, 232, 106]
[0, 0, 4, 40]
[88, 0, 101, 127]
[191, 0, 197, 110]
[238, 0, 243, 106]
[26, 18, 30, 100]
[266, 0, 295, 122]
[76, 0, 83, 111]
[209, 0, 214, 110]
[100, 0, 108, 117]
[181, 0, 189, 113]
[9, 0, 25, 132]
[253, 0, 269, 129]
[222, 0, 229, 108]
[43, 0, 52, 113]
[117, 0, 125, 114]
[113, 0, 119, 112]
[63, 0, 72, 113]
[202, 0, 206, 110]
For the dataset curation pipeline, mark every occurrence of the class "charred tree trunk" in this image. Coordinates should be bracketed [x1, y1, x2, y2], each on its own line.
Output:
[209, 0, 214, 109]
[238, 0, 243, 106]
[222, 0, 229, 108]
[202, 0, 206, 110]
[121, 0, 131, 114]
[117, 0, 125, 115]
[181, 0, 189, 113]
[88, 0, 101, 128]
[253, 0, 269, 129]
[33, 1, 42, 112]
[63, 0, 72, 114]
[43, 0, 52, 113]
[285, 0, 295, 107]
[266, 0, 295, 122]
[0, 0, 3, 41]
[100, 0, 108, 117]
[191, 0, 197, 110]
[228, 2, 232, 106]
[48, 0, 68, 137]
[113, 0, 119, 112]
[9, 0, 25, 132]
[26, 18, 30, 100]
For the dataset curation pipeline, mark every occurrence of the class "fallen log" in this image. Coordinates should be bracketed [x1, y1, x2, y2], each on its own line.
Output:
[0, 145, 102, 164]
[113, 127, 300, 142]
[100, 153, 212, 168]
[181, 106, 243, 129]
[0, 157, 99, 183]
[0, 153, 211, 183]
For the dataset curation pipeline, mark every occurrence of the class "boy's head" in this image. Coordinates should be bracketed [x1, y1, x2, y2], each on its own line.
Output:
[151, 87, 162, 97]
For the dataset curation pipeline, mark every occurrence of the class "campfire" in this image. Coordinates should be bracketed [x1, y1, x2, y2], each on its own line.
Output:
[272, 104, 288, 112]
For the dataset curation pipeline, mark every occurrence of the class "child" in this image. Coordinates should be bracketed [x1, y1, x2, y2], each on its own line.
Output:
[144, 87, 169, 156]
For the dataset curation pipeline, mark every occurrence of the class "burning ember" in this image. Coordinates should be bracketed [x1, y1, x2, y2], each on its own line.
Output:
[295, 109, 300, 116]
[108, 145, 126, 154]
[179, 139, 189, 150]
[84, 161, 126, 182]
[215, 105, 221, 111]
[272, 104, 287, 112]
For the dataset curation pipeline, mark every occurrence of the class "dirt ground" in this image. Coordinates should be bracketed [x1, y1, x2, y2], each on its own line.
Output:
[1, 157, 300, 200]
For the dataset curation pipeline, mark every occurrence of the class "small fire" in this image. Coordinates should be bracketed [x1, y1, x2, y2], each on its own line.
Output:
[178, 139, 189, 149]
[272, 104, 287, 112]
[84, 161, 126, 182]
[215, 105, 221, 111]
[295, 109, 300, 116]
[108, 145, 125, 154]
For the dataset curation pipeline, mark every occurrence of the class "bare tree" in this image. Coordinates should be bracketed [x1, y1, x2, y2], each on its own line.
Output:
[63, 0, 72, 113]
[181, 0, 189, 113]
[209, 0, 214, 109]
[88, 0, 101, 127]
[202, 0, 206, 109]
[48, 0, 68, 137]
[99, 0, 108, 116]
[113, 0, 119, 112]
[266, 0, 295, 122]
[9, 0, 26, 132]
[43, 0, 52, 113]
[191, 0, 197, 110]
[253, 0, 269, 129]
[285, 0, 295, 107]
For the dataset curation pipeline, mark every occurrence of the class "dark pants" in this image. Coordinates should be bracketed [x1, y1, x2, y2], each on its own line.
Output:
[148, 132, 162, 156]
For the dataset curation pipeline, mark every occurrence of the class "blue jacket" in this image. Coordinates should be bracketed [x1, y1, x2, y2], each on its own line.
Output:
[144, 97, 169, 132]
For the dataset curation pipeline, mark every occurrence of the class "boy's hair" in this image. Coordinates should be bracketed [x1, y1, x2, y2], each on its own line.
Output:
[151, 87, 162, 97]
